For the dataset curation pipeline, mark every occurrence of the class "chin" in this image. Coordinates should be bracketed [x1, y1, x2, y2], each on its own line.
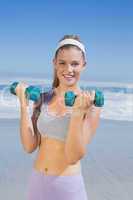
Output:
[60, 79, 77, 87]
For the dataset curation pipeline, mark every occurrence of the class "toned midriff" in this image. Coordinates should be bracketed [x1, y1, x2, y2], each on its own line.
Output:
[33, 93, 82, 176]
[33, 136, 82, 176]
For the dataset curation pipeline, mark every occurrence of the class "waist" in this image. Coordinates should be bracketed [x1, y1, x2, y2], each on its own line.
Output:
[33, 136, 82, 176]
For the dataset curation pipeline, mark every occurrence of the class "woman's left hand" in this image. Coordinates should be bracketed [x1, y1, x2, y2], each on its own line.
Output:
[72, 90, 95, 117]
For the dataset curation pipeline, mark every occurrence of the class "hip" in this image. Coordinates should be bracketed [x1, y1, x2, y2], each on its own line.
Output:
[27, 167, 88, 200]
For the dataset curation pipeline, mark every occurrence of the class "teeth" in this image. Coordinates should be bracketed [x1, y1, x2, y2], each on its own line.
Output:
[63, 74, 74, 78]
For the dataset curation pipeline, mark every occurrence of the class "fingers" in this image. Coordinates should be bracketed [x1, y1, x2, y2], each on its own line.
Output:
[20, 82, 29, 91]
[82, 91, 88, 108]
[15, 82, 30, 107]
[16, 82, 28, 95]
[90, 90, 95, 102]
[73, 91, 87, 112]
[81, 90, 96, 108]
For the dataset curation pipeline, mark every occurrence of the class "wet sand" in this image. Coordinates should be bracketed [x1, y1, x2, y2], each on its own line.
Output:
[0, 118, 133, 200]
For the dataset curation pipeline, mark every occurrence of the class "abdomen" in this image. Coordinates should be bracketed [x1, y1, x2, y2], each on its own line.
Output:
[33, 135, 81, 176]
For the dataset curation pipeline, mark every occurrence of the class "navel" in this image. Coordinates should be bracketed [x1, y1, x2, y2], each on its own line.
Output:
[45, 167, 48, 172]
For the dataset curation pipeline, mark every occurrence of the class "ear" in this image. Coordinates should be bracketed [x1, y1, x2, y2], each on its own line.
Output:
[53, 58, 57, 69]
[81, 61, 87, 71]
[83, 61, 87, 67]
[53, 58, 56, 65]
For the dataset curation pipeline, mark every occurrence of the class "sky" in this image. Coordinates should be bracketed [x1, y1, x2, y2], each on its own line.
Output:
[0, 0, 133, 83]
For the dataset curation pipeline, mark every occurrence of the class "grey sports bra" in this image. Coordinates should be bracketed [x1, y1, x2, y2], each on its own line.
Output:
[37, 102, 72, 142]
[34, 89, 73, 142]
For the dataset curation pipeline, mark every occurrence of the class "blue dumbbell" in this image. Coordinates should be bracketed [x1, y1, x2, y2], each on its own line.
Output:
[10, 82, 41, 102]
[64, 89, 104, 107]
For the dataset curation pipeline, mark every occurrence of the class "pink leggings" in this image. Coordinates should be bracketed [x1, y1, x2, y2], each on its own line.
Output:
[26, 167, 88, 200]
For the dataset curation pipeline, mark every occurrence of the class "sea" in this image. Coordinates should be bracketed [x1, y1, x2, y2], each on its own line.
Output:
[0, 78, 133, 121]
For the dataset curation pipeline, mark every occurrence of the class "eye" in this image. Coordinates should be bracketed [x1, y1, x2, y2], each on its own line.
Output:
[59, 62, 65, 65]
[71, 62, 79, 67]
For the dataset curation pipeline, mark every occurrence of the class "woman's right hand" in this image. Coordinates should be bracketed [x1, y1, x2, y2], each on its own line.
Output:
[15, 82, 29, 107]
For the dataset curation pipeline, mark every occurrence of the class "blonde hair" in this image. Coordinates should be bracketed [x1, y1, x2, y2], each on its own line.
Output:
[52, 34, 86, 89]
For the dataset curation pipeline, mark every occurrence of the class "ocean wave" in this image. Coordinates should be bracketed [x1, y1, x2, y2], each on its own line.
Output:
[0, 84, 133, 121]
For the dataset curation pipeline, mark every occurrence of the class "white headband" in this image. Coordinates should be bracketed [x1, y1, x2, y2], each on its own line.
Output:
[55, 38, 86, 55]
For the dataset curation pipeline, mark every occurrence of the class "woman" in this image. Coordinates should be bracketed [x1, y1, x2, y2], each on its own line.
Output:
[16, 35, 102, 200]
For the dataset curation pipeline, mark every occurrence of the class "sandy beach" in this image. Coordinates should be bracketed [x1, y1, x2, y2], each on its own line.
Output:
[0, 118, 133, 200]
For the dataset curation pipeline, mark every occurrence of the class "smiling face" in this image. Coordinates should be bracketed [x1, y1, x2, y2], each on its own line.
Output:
[53, 47, 86, 88]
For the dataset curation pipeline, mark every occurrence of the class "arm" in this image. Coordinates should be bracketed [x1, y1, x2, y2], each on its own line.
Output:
[65, 112, 86, 165]
[82, 105, 102, 146]
[65, 90, 102, 165]
[20, 101, 41, 153]
[15, 82, 41, 153]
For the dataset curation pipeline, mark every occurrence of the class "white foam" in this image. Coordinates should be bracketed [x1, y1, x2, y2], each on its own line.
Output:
[101, 92, 133, 121]
[0, 78, 133, 121]
[0, 89, 133, 121]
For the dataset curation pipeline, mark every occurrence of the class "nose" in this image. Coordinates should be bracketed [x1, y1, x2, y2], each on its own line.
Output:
[67, 64, 73, 72]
